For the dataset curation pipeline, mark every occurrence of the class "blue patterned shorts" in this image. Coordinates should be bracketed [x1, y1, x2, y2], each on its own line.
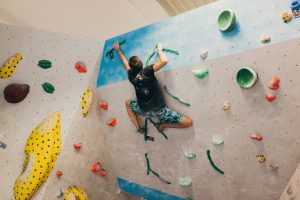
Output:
[129, 100, 183, 124]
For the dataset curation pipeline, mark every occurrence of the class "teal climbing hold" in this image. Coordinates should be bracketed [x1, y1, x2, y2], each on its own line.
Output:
[145, 45, 179, 66]
[207, 150, 224, 175]
[163, 85, 190, 107]
[42, 82, 55, 93]
[145, 153, 171, 184]
[38, 60, 52, 69]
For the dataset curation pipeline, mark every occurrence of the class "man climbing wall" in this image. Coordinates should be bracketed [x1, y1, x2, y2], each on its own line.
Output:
[113, 42, 192, 134]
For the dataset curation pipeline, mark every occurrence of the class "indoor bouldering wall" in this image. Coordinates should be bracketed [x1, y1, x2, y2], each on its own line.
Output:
[0, 23, 123, 200]
[96, 0, 300, 199]
[97, 37, 300, 200]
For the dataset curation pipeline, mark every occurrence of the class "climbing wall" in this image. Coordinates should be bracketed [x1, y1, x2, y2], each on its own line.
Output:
[0, 23, 123, 200]
[97, 37, 300, 199]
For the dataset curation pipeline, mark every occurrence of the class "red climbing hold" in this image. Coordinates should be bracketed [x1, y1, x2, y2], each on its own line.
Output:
[73, 143, 82, 150]
[250, 134, 263, 141]
[92, 162, 101, 172]
[268, 76, 280, 90]
[98, 101, 108, 110]
[266, 94, 276, 102]
[56, 171, 63, 177]
[106, 118, 117, 127]
[75, 61, 87, 73]
[100, 169, 106, 177]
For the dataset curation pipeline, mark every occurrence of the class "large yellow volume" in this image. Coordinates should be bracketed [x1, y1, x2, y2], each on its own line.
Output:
[64, 186, 89, 200]
[0, 53, 23, 79]
[14, 112, 62, 200]
[81, 87, 93, 117]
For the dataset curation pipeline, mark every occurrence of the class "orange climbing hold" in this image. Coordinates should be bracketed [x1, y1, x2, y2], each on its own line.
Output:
[75, 61, 87, 73]
[266, 94, 276, 102]
[92, 162, 101, 172]
[106, 118, 116, 127]
[250, 134, 263, 141]
[268, 76, 280, 90]
[98, 101, 108, 110]
[73, 143, 82, 150]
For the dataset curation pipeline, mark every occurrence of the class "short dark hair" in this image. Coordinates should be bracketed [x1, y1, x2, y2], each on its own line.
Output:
[129, 56, 143, 73]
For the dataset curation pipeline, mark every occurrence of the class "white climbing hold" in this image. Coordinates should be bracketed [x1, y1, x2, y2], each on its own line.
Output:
[179, 177, 192, 187]
[199, 50, 208, 59]
[212, 135, 224, 147]
[57, 188, 64, 198]
[184, 151, 196, 160]
[222, 101, 231, 110]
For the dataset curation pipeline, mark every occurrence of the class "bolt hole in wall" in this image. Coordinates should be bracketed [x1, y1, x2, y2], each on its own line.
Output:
[96, 0, 300, 199]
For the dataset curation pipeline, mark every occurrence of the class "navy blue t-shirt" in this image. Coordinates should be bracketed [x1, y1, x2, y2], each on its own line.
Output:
[128, 65, 165, 112]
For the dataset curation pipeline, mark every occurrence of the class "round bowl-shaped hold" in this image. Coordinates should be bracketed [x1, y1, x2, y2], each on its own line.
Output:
[291, 0, 300, 10]
[236, 67, 258, 88]
[218, 9, 236, 32]
[4, 83, 30, 103]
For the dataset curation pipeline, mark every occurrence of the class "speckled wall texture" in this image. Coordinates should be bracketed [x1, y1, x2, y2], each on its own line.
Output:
[97, 37, 300, 199]
[0, 23, 122, 200]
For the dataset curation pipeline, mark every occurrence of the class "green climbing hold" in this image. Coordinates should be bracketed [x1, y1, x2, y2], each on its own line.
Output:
[192, 67, 209, 79]
[236, 67, 258, 89]
[42, 82, 55, 93]
[145, 45, 179, 66]
[207, 150, 224, 175]
[145, 153, 171, 184]
[38, 60, 52, 69]
[106, 39, 126, 59]
[143, 117, 168, 142]
[218, 9, 236, 32]
[184, 151, 196, 160]
[163, 85, 190, 107]
[179, 177, 192, 187]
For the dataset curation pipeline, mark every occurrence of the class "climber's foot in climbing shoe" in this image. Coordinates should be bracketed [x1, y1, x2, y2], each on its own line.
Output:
[137, 128, 146, 134]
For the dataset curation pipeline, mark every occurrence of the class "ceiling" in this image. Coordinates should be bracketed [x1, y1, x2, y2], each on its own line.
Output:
[157, 0, 217, 16]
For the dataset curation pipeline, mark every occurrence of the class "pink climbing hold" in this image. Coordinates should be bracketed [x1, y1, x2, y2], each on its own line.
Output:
[266, 94, 276, 102]
[75, 61, 87, 73]
[98, 101, 108, 110]
[268, 76, 280, 90]
[106, 118, 117, 127]
[250, 134, 263, 141]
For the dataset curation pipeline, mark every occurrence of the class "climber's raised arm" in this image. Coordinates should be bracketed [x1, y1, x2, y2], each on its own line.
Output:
[153, 43, 168, 72]
[113, 42, 130, 72]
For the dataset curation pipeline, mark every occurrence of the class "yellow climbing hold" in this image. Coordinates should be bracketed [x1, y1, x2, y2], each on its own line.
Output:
[81, 87, 93, 117]
[14, 112, 61, 200]
[0, 53, 23, 79]
[64, 186, 89, 200]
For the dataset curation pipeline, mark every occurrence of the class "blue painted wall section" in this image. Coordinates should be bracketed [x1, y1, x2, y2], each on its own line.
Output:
[97, 0, 300, 87]
[117, 177, 187, 200]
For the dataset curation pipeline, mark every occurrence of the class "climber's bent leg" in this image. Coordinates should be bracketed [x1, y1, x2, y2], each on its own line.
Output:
[125, 99, 143, 130]
[156, 107, 192, 129]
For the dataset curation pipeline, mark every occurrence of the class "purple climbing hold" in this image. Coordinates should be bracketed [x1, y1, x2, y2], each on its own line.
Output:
[4, 83, 30, 103]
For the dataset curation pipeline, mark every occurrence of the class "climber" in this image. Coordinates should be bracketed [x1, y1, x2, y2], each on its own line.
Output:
[113, 42, 192, 133]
